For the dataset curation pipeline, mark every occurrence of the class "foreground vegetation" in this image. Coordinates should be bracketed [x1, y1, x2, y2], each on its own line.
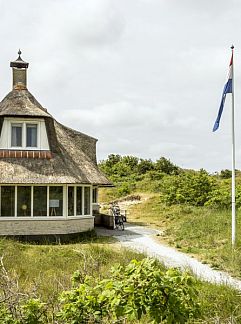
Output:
[0, 238, 241, 323]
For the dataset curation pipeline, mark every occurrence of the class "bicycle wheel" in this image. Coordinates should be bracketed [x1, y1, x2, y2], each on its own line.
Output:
[120, 220, 124, 231]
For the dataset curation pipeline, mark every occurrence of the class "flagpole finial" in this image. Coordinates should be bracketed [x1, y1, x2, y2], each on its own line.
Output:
[231, 45, 234, 50]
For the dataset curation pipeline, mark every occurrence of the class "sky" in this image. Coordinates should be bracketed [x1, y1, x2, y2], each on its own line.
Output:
[0, 0, 240, 172]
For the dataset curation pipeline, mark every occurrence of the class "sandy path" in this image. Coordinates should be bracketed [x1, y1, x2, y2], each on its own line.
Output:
[96, 223, 241, 291]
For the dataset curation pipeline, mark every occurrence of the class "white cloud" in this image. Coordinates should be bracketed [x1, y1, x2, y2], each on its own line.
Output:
[0, 0, 240, 172]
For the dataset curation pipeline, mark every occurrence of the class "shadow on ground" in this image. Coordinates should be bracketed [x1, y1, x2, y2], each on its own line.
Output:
[95, 223, 160, 240]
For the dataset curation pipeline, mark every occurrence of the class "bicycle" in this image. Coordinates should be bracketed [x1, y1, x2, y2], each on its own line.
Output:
[110, 203, 125, 231]
[114, 214, 124, 231]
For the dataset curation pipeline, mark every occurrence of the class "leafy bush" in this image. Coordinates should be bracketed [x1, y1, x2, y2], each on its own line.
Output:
[21, 299, 48, 324]
[206, 181, 241, 210]
[160, 170, 216, 206]
[219, 169, 232, 179]
[0, 305, 15, 324]
[58, 258, 200, 323]
[117, 182, 131, 196]
[205, 181, 231, 209]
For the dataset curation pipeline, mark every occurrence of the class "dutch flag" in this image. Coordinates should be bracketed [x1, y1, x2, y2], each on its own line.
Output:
[213, 52, 233, 132]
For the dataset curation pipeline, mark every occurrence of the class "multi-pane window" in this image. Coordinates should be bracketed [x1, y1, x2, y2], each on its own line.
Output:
[11, 124, 22, 147]
[11, 122, 38, 148]
[68, 186, 91, 216]
[0, 185, 92, 217]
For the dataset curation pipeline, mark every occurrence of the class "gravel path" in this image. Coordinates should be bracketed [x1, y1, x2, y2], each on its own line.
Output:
[96, 223, 241, 291]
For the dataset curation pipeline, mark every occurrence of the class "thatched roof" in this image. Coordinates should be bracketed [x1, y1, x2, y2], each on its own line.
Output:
[0, 89, 112, 186]
[0, 90, 51, 118]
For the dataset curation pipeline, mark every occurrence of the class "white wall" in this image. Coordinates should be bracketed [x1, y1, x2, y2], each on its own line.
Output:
[0, 118, 50, 150]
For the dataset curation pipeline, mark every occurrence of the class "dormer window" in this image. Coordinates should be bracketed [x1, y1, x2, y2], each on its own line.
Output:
[0, 118, 50, 152]
[10, 121, 38, 149]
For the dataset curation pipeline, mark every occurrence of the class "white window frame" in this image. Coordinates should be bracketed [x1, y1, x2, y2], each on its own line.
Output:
[67, 185, 92, 218]
[11, 123, 23, 148]
[67, 186, 76, 217]
[9, 120, 40, 150]
[92, 187, 98, 204]
[26, 123, 38, 149]
[0, 184, 93, 219]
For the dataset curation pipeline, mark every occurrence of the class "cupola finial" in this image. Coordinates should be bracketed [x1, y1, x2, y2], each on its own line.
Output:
[10, 50, 29, 90]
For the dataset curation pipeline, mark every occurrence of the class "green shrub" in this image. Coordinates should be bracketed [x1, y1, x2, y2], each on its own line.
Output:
[206, 181, 241, 209]
[205, 183, 231, 209]
[220, 169, 232, 179]
[0, 305, 16, 324]
[21, 299, 48, 324]
[58, 258, 200, 323]
[117, 182, 133, 197]
[161, 170, 216, 206]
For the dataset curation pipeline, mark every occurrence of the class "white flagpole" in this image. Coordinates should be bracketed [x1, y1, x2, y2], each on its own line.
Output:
[231, 45, 236, 246]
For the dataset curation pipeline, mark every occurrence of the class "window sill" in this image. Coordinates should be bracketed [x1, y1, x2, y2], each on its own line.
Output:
[67, 215, 94, 219]
[0, 216, 94, 220]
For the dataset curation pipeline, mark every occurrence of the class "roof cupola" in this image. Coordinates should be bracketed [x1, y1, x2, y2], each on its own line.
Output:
[10, 50, 29, 90]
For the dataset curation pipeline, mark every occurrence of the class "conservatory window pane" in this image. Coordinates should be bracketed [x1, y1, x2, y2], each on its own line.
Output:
[84, 187, 90, 215]
[76, 187, 82, 215]
[68, 186, 75, 216]
[49, 186, 63, 216]
[26, 124, 37, 147]
[93, 188, 98, 203]
[11, 124, 22, 147]
[33, 186, 47, 217]
[1, 186, 15, 217]
[17, 186, 31, 217]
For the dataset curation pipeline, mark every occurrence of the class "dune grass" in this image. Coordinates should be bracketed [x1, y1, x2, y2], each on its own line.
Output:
[127, 194, 241, 277]
[195, 281, 241, 323]
[0, 236, 145, 302]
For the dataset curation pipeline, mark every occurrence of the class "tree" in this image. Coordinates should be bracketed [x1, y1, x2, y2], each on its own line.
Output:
[155, 157, 180, 175]
[137, 159, 154, 174]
